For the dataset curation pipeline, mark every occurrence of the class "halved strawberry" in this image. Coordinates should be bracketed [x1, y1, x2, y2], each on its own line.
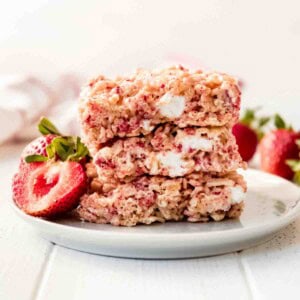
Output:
[12, 161, 87, 217]
[12, 117, 90, 217]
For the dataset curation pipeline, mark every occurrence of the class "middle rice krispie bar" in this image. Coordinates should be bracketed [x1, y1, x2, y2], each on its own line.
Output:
[93, 124, 246, 188]
[77, 163, 246, 226]
[79, 66, 241, 152]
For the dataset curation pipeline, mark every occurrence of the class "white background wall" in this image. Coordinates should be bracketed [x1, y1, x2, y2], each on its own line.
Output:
[1, 0, 300, 120]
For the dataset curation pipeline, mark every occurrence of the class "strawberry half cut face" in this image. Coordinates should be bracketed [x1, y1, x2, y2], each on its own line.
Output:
[12, 161, 87, 217]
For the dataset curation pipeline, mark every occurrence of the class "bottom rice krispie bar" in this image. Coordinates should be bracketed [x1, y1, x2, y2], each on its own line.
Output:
[77, 163, 246, 226]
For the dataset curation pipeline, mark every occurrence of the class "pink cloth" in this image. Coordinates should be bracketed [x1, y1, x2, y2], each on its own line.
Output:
[0, 74, 82, 144]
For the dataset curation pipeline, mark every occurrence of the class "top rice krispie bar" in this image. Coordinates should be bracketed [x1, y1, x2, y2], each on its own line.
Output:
[79, 66, 241, 152]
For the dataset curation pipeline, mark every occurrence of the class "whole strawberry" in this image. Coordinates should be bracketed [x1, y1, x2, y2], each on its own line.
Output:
[232, 123, 258, 162]
[232, 109, 270, 162]
[12, 117, 89, 217]
[259, 115, 300, 180]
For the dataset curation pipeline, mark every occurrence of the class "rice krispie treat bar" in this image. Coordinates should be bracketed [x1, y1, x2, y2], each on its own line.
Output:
[93, 124, 246, 186]
[79, 66, 241, 152]
[77, 163, 246, 226]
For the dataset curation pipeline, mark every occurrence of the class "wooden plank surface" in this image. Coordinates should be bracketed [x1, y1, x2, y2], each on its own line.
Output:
[1, 143, 300, 300]
[240, 220, 300, 299]
[35, 246, 251, 300]
[0, 143, 52, 300]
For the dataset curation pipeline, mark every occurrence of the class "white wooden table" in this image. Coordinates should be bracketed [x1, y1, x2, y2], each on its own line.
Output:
[2, 1, 300, 298]
[1, 142, 300, 300]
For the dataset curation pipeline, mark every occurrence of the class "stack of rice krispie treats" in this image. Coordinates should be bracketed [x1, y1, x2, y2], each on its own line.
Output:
[77, 66, 247, 226]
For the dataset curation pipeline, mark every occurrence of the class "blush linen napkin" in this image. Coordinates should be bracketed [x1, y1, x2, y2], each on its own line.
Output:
[0, 74, 82, 145]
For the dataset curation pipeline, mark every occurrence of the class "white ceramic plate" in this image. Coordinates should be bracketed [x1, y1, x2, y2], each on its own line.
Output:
[11, 169, 300, 259]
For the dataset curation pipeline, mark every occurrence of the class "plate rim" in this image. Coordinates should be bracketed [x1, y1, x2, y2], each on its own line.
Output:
[10, 169, 300, 242]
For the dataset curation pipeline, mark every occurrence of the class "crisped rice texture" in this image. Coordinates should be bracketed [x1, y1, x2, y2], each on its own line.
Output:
[79, 65, 241, 152]
[77, 164, 246, 226]
[93, 124, 246, 186]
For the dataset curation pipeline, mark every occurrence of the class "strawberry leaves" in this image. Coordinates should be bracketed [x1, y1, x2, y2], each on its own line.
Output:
[286, 139, 300, 185]
[258, 116, 271, 128]
[274, 114, 293, 131]
[240, 109, 293, 140]
[25, 154, 49, 163]
[240, 108, 271, 140]
[286, 156, 300, 185]
[274, 114, 286, 129]
[240, 108, 256, 126]
[38, 117, 61, 135]
[25, 117, 89, 163]
[51, 137, 75, 161]
[68, 137, 89, 161]
[48, 136, 89, 162]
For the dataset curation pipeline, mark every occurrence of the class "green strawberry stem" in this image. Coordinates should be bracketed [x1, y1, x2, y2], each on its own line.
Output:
[25, 117, 89, 163]
[25, 154, 48, 163]
[240, 109, 293, 140]
[38, 117, 61, 135]
[240, 108, 271, 140]
[287, 156, 300, 185]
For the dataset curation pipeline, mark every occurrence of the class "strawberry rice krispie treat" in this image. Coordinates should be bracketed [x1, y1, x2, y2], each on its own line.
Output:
[77, 162, 246, 226]
[93, 124, 246, 186]
[12, 65, 246, 228]
[79, 66, 241, 154]
[77, 65, 247, 226]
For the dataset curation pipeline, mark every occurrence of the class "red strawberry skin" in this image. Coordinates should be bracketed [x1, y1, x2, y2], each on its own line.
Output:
[12, 161, 87, 217]
[21, 134, 57, 160]
[259, 129, 300, 179]
[232, 123, 258, 162]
